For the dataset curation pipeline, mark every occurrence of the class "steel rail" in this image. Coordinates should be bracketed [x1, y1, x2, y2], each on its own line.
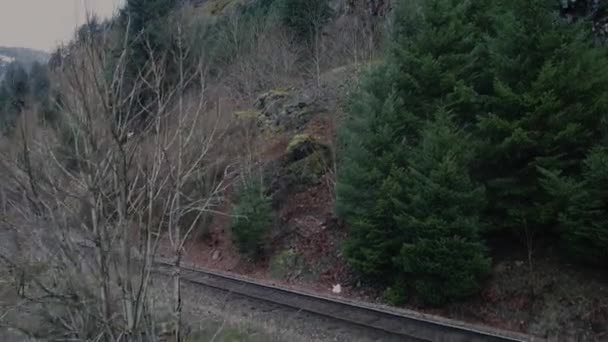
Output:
[152, 258, 541, 342]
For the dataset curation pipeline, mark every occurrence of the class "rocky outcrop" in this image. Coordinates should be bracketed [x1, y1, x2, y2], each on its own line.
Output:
[253, 89, 326, 131]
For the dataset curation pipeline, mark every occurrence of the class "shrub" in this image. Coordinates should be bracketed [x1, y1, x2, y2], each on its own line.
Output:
[231, 177, 273, 260]
[383, 285, 407, 306]
[269, 249, 306, 279]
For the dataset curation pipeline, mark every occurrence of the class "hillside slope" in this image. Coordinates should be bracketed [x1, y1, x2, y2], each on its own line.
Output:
[0, 46, 49, 79]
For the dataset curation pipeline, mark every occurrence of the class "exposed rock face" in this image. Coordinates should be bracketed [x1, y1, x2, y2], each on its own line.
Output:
[249, 64, 358, 133]
[254, 89, 325, 131]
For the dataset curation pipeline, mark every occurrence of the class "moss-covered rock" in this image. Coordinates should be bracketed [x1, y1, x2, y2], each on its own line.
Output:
[285, 133, 330, 162]
[263, 134, 332, 207]
[286, 151, 329, 186]
[283, 134, 331, 187]
[254, 87, 324, 131]
[286, 134, 313, 154]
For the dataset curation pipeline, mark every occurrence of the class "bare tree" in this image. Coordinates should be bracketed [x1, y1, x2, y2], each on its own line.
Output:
[0, 12, 236, 342]
[155, 18, 235, 341]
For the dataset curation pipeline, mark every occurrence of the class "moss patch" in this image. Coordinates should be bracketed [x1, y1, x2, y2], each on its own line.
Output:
[285, 134, 330, 162]
[286, 134, 313, 155]
[286, 151, 329, 187]
[269, 249, 307, 280]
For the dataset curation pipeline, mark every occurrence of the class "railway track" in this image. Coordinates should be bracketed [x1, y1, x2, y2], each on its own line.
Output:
[153, 258, 540, 342]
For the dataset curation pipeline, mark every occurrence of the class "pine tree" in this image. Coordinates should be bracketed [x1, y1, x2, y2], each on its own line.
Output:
[0, 62, 29, 133]
[541, 146, 608, 266]
[477, 0, 608, 234]
[388, 0, 493, 126]
[232, 177, 273, 260]
[393, 113, 490, 305]
[115, 0, 177, 126]
[276, 0, 333, 42]
[338, 0, 608, 304]
[3, 62, 29, 113]
[336, 0, 493, 288]
[337, 66, 412, 277]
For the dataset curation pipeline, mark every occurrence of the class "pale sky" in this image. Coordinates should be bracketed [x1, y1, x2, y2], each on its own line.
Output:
[0, 0, 125, 52]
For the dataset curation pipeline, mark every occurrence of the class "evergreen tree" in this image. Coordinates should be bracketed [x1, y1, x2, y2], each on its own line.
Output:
[232, 177, 273, 260]
[276, 0, 333, 43]
[477, 0, 608, 234]
[0, 84, 8, 113]
[122, 0, 176, 51]
[115, 0, 177, 126]
[337, 0, 492, 287]
[393, 113, 490, 305]
[0, 62, 29, 133]
[336, 61, 410, 276]
[338, 0, 608, 303]
[541, 146, 608, 266]
[29, 62, 50, 103]
[3, 62, 29, 113]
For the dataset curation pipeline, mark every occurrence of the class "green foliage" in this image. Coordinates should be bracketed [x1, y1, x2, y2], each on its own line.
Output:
[275, 0, 333, 42]
[339, 109, 490, 304]
[286, 151, 328, 187]
[397, 237, 491, 305]
[121, 0, 176, 55]
[122, 0, 175, 34]
[392, 114, 490, 305]
[113, 0, 177, 125]
[29, 62, 49, 102]
[0, 60, 54, 134]
[335, 61, 411, 276]
[383, 285, 407, 306]
[476, 0, 608, 234]
[337, 0, 492, 284]
[337, 0, 608, 304]
[2, 63, 29, 112]
[269, 249, 306, 279]
[541, 147, 608, 266]
[283, 134, 331, 187]
[0, 62, 29, 133]
[231, 177, 273, 260]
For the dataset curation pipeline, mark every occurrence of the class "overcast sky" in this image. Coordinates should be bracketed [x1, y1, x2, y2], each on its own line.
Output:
[0, 0, 125, 52]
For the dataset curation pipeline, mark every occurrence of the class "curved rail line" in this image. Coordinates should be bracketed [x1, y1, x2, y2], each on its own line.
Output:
[153, 258, 541, 342]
